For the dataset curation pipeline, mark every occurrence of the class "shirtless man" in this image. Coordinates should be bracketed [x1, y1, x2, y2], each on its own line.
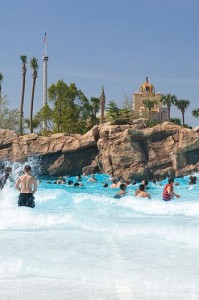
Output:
[135, 184, 151, 199]
[15, 165, 37, 208]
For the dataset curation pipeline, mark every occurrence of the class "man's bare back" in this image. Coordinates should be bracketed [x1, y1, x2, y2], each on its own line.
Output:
[16, 173, 37, 194]
[15, 165, 37, 208]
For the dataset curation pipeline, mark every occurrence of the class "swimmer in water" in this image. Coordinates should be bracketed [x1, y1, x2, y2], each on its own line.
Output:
[15, 165, 37, 208]
[162, 177, 180, 201]
[135, 184, 151, 199]
[0, 167, 12, 190]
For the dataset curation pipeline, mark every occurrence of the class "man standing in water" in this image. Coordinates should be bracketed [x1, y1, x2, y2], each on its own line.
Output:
[162, 177, 180, 201]
[15, 165, 37, 208]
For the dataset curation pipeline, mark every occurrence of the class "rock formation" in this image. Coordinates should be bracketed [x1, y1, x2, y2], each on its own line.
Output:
[0, 122, 198, 180]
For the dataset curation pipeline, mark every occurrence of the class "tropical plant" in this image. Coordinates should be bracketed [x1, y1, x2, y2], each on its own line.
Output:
[100, 86, 105, 124]
[90, 97, 100, 126]
[29, 57, 39, 133]
[170, 118, 182, 126]
[19, 55, 27, 135]
[174, 99, 190, 126]
[0, 72, 3, 99]
[143, 99, 157, 120]
[160, 94, 177, 120]
[192, 108, 199, 118]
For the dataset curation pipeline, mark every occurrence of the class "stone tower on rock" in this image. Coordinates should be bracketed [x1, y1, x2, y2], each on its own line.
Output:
[133, 77, 168, 122]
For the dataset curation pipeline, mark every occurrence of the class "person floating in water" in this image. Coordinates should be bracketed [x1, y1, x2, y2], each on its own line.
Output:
[162, 177, 180, 201]
[87, 173, 98, 182]
[15, 165, 37, 208]
[135, 184, 151, 199]
[0, 167, 12, 190]
[189, 175, 197, 185]
[114, 183, 127, 199]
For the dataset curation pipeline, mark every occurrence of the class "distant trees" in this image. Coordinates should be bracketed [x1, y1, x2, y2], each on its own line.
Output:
[170, 118, 182, 126]
[90, 97, 100, 126]
[143, 99, 157, 120]
[160, 94, 177, 121]
[175, 99, 190, 127]
[106, 100, 120, 122]
[47, 80, 96, 134]
[30, 57, 39, 133]
[0, 95, 20, 132]
[19, 55, 27, 135]
[192, 108, 199, 118]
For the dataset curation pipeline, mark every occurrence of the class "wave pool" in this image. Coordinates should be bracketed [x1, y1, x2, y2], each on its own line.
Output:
[0, 169, 199, 300]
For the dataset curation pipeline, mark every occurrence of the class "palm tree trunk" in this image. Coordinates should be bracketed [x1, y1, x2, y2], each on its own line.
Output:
[30, 78, 36, 133]
[20, 72, 26, 135]
[182, 112, 185, 127]
[167, 104, 170, 120]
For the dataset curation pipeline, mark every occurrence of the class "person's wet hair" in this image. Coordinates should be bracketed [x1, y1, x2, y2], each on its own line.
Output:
[4, 167, 12, 174]
[68, 180, 73, 185]
[74, 182, 80, 187]
[24, 165, 31, 172]
[168, 177, 174, 184]
[120, 183, 126, 191]
[112, 178, 117, 184]
[103, 183, 108, 187]
[139, 184, 145, 191]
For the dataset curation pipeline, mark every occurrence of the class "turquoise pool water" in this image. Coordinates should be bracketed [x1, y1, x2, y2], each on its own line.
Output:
[0, 164, 199, 300]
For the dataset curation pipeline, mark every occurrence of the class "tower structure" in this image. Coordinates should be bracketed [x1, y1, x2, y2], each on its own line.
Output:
[42, 32, 48, 107]
[133, 77, 167, 122]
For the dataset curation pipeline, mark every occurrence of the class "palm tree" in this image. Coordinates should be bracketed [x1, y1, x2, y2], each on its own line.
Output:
[0, 72, 3, 99]
[192, 108, 199, 118]
[160, 94, 177, 121]
[90, 97, 100, 125]
[100, 86, 105, 124]
[19, 55, 27, 135]
[175, 99, 190, 126]
[29, 57, 39, 133]
[143, 99, 157, 120]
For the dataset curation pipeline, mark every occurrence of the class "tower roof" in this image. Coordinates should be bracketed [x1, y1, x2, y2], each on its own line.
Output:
[139, 77, 155, 94]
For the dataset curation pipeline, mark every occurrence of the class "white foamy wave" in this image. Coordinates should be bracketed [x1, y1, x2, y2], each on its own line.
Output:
[117, 196, 199, 217]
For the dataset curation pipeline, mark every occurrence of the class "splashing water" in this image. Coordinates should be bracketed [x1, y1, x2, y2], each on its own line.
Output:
[0, 166, 199, 299]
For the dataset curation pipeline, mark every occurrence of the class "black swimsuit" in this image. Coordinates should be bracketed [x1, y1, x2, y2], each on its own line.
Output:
[18, 193, 35, 208]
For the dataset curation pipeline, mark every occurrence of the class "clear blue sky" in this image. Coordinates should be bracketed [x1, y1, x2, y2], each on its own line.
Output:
[0, 0, 199, 126]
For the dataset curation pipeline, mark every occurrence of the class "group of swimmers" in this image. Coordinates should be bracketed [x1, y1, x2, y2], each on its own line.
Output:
[0, 165, 198, 208]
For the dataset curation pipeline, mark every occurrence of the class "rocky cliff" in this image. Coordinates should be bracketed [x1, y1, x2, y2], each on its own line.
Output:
[0, 122, 198, 180]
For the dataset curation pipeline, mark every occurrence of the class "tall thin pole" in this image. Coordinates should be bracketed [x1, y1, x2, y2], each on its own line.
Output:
[42, 31, 48, 130]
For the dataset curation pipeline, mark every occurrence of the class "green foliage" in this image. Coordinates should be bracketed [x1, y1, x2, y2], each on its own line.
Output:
[192, 108, 199, 118]
[174, 99, 190, 126]
[106, 100, 120, 122]
[48, 80, 93, 134]
[160, 94, 177, 120]
[90, 97, 100, 126]
[33, 103, 53, 134]
[0, 96, 20, 132]
[170, 118, 182, 126]
[146, 119, 160, 128]
[143, 99, 157, 120]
